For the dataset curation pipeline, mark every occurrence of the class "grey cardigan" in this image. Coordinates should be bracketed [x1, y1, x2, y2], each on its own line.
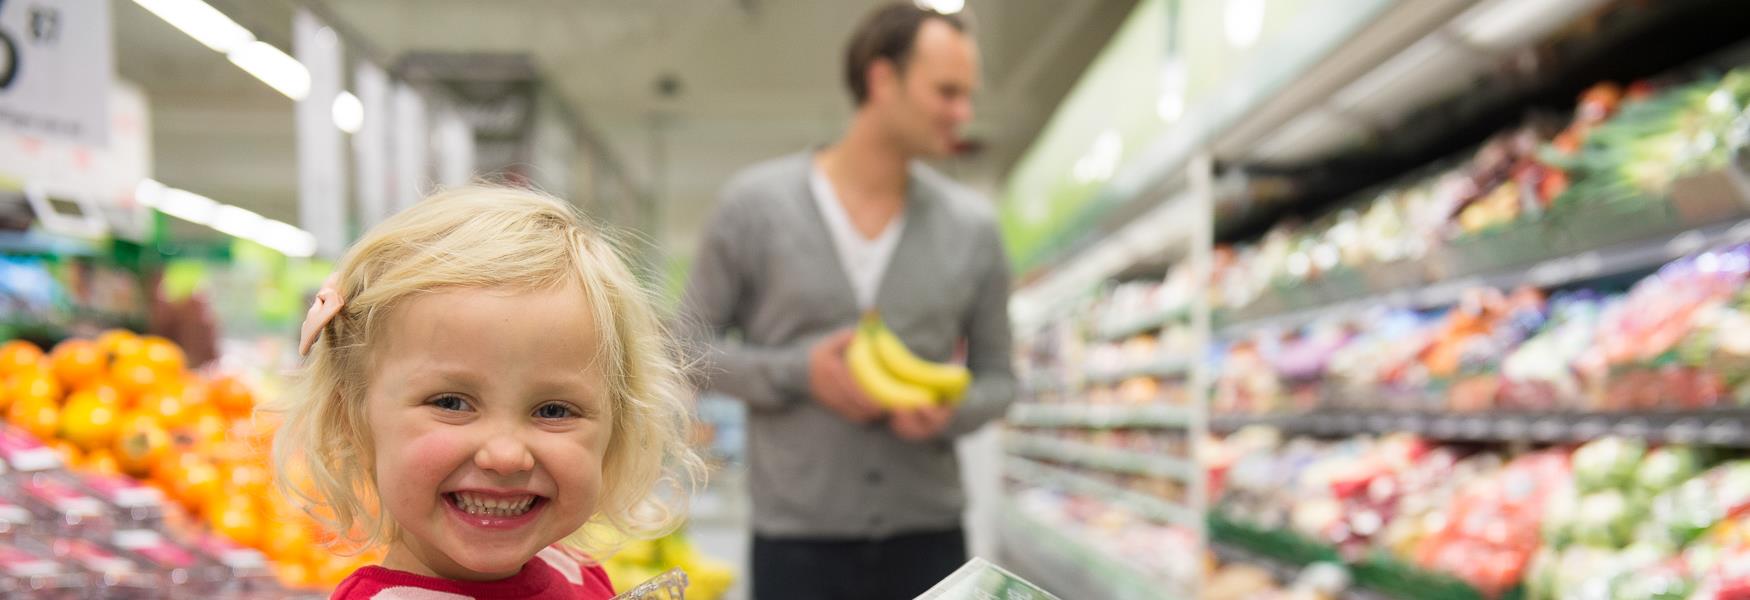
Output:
[680, 151, 1016, 538]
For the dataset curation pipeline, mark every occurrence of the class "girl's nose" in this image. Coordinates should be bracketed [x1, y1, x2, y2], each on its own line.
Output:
[474, 432, 535, 475]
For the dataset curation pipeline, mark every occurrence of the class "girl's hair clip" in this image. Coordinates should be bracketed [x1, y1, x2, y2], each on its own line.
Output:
[298, 274, 344, 357]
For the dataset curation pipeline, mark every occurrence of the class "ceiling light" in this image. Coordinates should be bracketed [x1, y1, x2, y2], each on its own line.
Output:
[156, 188, 219, 225]
[915, 0, 964, 15]
[134, 179, 168, 208]
[1225, 0, 1266, 48]
[1157, 59, 1188, 122]
[1073, 129, 1124, 183]
[131, 0, 255, 53]
[141, 180, 320, 257]
[254, 220, 319, 257]
[332, 91, 364, 134]
[227, 41, 311, 100]
[209, 205, 265, 239]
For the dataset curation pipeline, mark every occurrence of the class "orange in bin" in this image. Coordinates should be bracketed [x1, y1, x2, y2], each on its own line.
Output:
[50, 339, 106, 389]
[114, 410, 173, 476]
[9, 393, 60, 441]
[139, 336, 187, 375]
[0, 330, 392, 590]
[0, 340, 46, 377]
[59, 390, 121, 451]
[6, 369, 62, 411]
[110, 359, 161, 402]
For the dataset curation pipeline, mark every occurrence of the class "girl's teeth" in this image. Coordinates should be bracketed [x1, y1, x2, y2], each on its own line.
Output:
[450, 493, 535, 517]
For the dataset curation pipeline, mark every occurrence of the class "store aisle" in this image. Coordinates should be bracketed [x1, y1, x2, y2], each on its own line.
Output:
[689, 474, 752, 600]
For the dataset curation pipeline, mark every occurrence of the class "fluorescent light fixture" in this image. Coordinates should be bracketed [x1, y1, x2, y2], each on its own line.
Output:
[156, 188, 219, 225]
[131, 0, 255, 53]
[254, 220, 318, 257]
[1450, 0, 1612, 50]
[1157, 59, 1188, 122]
[1225, 0, 1266, 49]
[914, 0, 964, 14]
[227, 41, 311, 100]
[209, 205, 265, 240]
[1157, 90, 1186, 122]
[140, 180, 319, 257]
[1073, 129, 1124, 183]
[333, 91, 364, 134]
[134, 179, 168, 208]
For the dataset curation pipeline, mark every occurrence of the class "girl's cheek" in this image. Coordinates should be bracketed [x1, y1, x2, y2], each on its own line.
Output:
[393, 430, 474, 482]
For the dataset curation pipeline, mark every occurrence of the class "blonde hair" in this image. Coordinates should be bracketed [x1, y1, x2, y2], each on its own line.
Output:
[264, 183, 703, 556]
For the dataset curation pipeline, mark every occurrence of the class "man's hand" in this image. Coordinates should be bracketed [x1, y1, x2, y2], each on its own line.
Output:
[889, 405, 953, 441]
[808, 330, 885, 423]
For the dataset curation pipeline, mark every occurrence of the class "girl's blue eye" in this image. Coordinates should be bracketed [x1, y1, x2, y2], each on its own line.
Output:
[534, 403, 577, 420]
[430, 395, 469, 412]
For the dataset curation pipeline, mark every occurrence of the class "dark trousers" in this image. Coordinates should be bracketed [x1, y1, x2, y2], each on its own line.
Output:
[751, 529, 967, 600]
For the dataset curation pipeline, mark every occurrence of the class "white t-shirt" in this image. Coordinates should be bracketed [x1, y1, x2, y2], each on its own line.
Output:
[810, 166, 905, 311]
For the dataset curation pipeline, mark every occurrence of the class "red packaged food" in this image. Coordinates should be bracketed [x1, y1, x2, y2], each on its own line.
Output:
[0, 425, 60, 473]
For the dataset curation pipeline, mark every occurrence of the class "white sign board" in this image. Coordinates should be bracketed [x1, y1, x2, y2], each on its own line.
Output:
[0, 82, 151, 239]
[0, 0, 112, 146]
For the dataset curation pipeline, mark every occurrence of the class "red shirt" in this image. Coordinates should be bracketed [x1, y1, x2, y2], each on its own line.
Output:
[330, 546, 615, 599]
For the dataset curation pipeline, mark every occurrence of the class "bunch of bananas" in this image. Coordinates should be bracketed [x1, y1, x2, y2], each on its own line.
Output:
[847, 312, 971, 409]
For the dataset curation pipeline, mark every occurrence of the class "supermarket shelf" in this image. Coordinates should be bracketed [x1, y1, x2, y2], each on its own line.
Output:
[1022, 373, 1067, 395]
[1004, 455, 1199, 528]
[1219, 217, 1750, 337]
[1086, 355, 1192, 385]
[993, 498, 1190, 600]
[0, 230, 103, 257]
[1004, 432, 1197, 483]
[1007, 403, 1191, 429]
[1094, 308, 1187, 343]
[1210, 513, 1517, 600]
[1209, 408, 1750, 447]
[1212, 543, 1390, 600]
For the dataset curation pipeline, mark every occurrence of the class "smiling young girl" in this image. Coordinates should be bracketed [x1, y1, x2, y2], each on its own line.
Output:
[266, 184, 702, 599]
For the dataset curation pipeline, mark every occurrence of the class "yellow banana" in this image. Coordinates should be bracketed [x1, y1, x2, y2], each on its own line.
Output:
[865, 313, 972, 403]
[848, 323, 937, 410]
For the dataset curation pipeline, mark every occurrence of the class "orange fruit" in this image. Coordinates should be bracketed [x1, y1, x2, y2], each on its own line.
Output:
[9, 396, 60, 442]
[5, 370, 62, 409]
[0, 340, 46, 376]
[109, 360, 159, 402]
[179, 378, 212, 408]
[221, 462, 270, 494]
[59, 391, 121, 452]
[274, 560, 315, 589]
[139, 336, 186, 376]
[163, 455, 221, 512]
[207, 494, 262, 548]
[113, 411, 171, 477]
[209, 376, 255, 417]
[83, 449, 122, 475]
[259, 510, 315, 559]
[75, 382, 123, 406]
[182, 405, 226, 444]
[316, 554, 355, 585]
[135, 389, 185, 424]
[49, 340, 105, 390]
[98, 330, 145, 364]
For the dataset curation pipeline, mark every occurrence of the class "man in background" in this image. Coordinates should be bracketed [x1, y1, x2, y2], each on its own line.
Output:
[681, 3, 1016, 599]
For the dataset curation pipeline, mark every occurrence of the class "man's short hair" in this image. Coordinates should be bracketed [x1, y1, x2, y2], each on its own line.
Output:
[843, 4, 969, 106]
